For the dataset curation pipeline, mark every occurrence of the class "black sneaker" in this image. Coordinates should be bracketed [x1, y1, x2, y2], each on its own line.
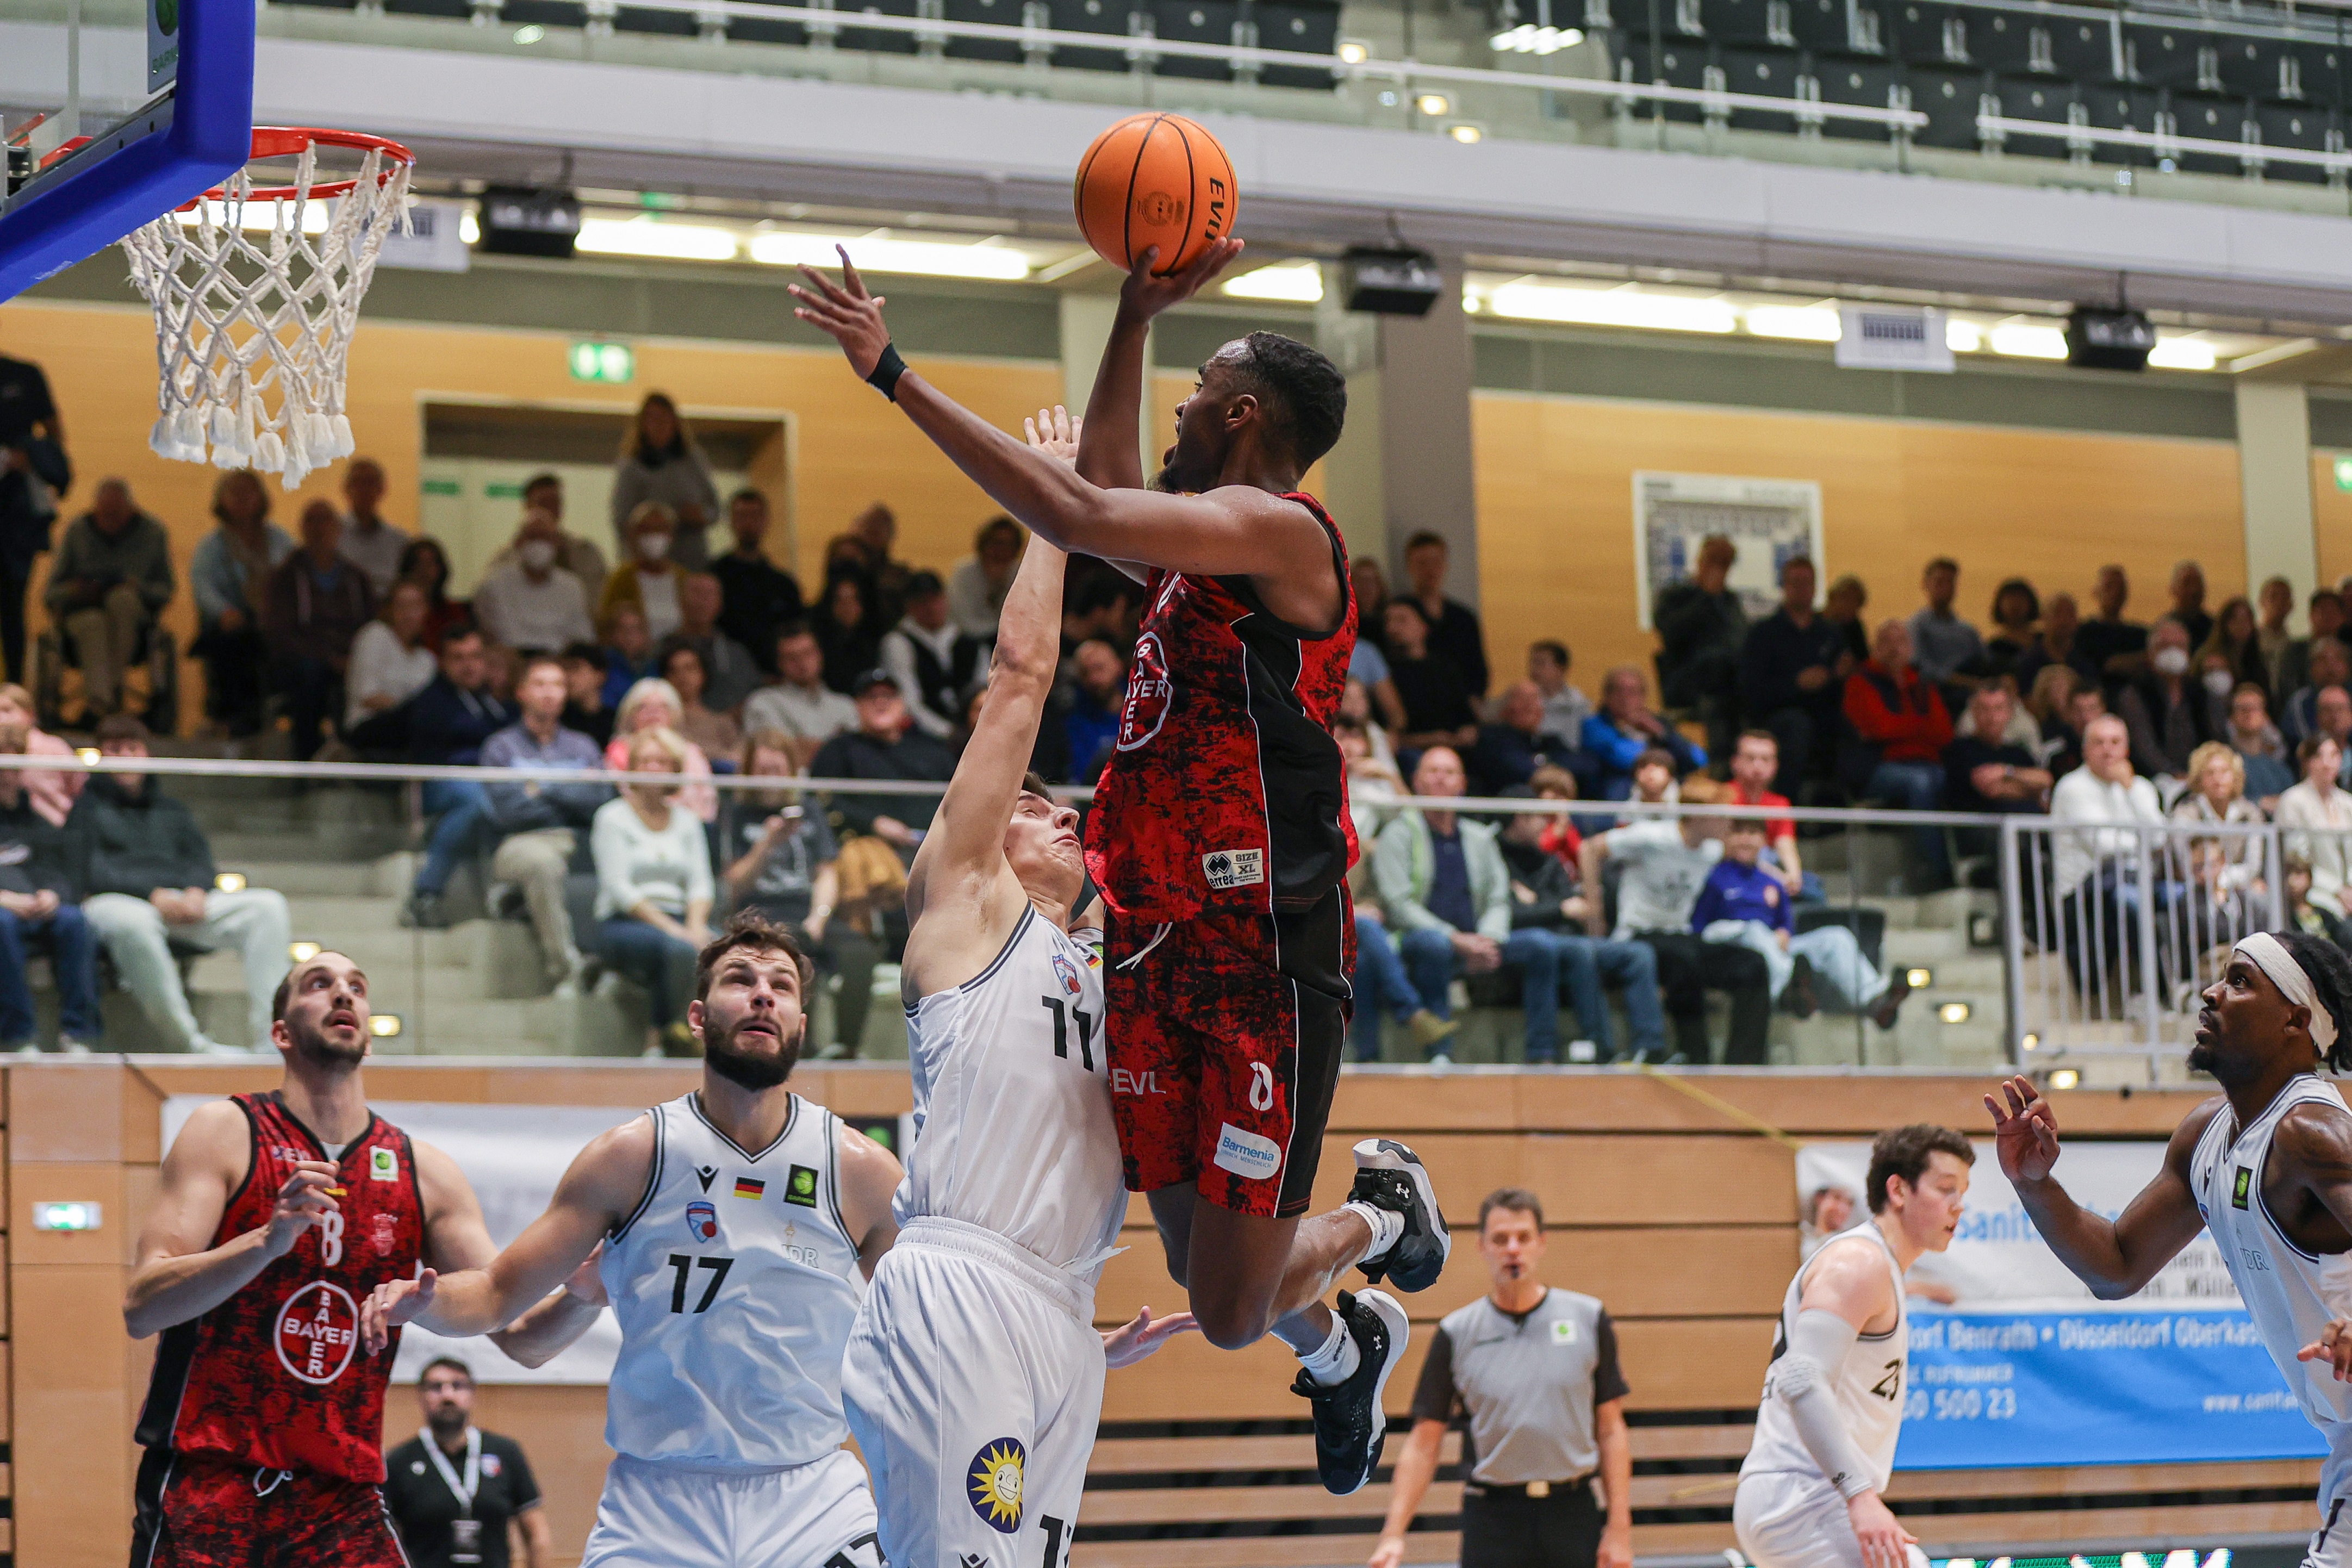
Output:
[1783, 954, 1819, 1019]
[1290, 1289, 1409, 1495]
[1349, 1137, 1451, 1292]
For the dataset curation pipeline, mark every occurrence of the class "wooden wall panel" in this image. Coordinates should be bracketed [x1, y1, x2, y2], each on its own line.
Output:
[14, 1265, 136, 1568]
[2315, 449, 2352, 590]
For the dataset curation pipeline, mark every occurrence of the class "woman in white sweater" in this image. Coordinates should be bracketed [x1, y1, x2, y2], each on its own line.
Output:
[2279, 733, 2352, 917]
[592, 725, 714, 1055]
[344, 580, 438, 732]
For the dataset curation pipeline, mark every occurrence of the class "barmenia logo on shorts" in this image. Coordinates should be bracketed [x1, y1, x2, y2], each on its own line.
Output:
[1213, 1122, 1282, 1181]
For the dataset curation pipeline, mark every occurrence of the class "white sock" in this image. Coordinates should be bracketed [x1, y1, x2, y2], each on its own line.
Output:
[1345, 1198, 1405, 1261]
[1297, 1307, 1362, 1386]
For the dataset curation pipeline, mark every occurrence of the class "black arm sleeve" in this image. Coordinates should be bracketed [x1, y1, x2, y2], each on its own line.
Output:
[1409, 1324, 1461, 1425]
[1592, 1309, 1631, 1405]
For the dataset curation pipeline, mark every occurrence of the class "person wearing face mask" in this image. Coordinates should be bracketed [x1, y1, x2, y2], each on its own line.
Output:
[608, 393, 720, 571]
[2117, 617, 2217, 783]
[599, 502, 686, 642]
[472, 511, 594, 655]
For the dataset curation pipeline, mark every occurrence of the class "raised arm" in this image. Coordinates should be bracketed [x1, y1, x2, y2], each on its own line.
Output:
[1986, 1075, 2214, 1299]
[410, 1139, 606, 1368]
[1073, 242, 1244, 493]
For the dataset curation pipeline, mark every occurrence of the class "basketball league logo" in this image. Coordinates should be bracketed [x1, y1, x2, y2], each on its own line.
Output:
[275, 1280, 361, 1385]
[1133, 190, 1178, 226]
[968, 1438, 1026, 1532]
[1052, 953, 1083, 997]
[686, 1200, 718, 1242]
[1116, 632, 1173, 752]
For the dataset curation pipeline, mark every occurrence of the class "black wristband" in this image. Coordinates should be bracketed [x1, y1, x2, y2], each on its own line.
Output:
[866, 343, 908, 402]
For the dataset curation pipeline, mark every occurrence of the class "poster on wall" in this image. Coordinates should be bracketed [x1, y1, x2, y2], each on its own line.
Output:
[1632, 471, 1824, 631]
[1796, 1142, 2322, 1471]
[160, 1096, 913, 1385]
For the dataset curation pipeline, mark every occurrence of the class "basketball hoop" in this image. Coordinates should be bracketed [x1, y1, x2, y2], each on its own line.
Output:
[121, 127, 415, 489]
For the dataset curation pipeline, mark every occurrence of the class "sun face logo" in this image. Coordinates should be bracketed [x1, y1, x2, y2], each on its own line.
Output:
[967, 1439, 1025, 1533]
[1052, 954, 1082, 997]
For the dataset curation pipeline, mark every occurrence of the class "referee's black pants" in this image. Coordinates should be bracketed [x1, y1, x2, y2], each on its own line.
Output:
[1460, 1483, 1604, 1568]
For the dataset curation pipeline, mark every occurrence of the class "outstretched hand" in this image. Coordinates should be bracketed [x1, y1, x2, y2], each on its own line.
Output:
[1102, 1304, 1199, 1368]
[1986, 1074, 2063, 1184]
[1116, 238, 1245, 323]
[1024, 405, 1084, 468]
[2301, 1317, 2352, 1382]
[361, 1267, 438, 1354]
[788, 247, 892, 379]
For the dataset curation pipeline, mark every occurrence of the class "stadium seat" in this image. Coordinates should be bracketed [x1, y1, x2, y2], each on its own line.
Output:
[1786, 0, 1857, 54]
[1152, 0, 1240, 79]
[1044, 0, 1133, 69]
[1701, 0, 1795, 50]
[944, 0, 1026, 63]
[1721, 45, 1805, 128]
[1968, 10, 2062, 75]
[2219, 37, 2316, 103]
[2167, 89, 2258, 175]
[1987, 73, 2075, 155]
[501, 0, 589, 28]
[383, 0, 474, 16]
[1255, 0, 1336, 82]
[1885, 1, 1971, 66]
[2125, 22, 2212, 88]
[1618, 38, 1715, 122]
[615, 4, 698, 35]
[836, 0, 921, 54]
[2044, 14, 2120, 79]
[1813, 54, 1903, 139]
[2081, 81, 2163, 165]
[2255, 101, 2341, 182]
[726, 5, 814, 44]
[1904, 64, 1991, 148]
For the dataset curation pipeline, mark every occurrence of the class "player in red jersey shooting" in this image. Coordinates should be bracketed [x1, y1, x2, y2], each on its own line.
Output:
[793, 242, 1448, 1495]
[123, 950, 600, 1566]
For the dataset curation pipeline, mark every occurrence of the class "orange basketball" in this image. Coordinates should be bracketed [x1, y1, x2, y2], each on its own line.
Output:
[1073, 113, 1238, 277]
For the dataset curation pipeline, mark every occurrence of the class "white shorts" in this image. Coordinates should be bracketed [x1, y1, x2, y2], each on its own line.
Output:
[842, 1217, 1109, 1568]
[580, 1448, 881, 1568]
[1733, 1470, 1929, 1568]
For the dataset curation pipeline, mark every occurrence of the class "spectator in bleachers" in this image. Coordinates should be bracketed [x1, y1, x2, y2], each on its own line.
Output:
[46, 477, 172, 720]
[721, 732, 875, 1059]
[1062, 639, 1127, 785]
[263, 500, 375, 761]
[2168, 559, 2213, 652]
[2044, 682, 2106, 780]
[1497, 786, 1665, 1063]
[1943, 685, 2052, 860]
[2289, 853, 2352, 950]
[0, 349, 70, 684]
[592, 725, 713, 1056]
[667, 571, 760, 715]
[491, 473, 607, 605]
[1740, 556, 1850, 799]
[401, 625, 514, 928]
[1384, 598, 1480, 756]
[0, 721, 99, 1054]
[2284, 636, 2352, 747]
[609, 394, 719, 571]
[660, 644, 742, 763]
[2259, 576, 2298, 695]
[1336, 712, 1407, 850]
[472, 510, 594, 656]
[559, 640, 617, 747]
[1369, 746, 1563, 1065]
[1824, 572, 1871, 665]
[851, 503, 916, 621]
[744, 624, 858, 770]
[480, 653, 609, 994]
[1341, 676, 1403, 781]
[1346, 624, 1407, 738]
[711, 488, 803, 674]
[335, 458, 410, 600]
[2014, 590, 2099, 694]
[1468, 680, 1583, 796]
[1351, 558, 1392, 655]
[1530, 764, 1584, 869]
[1057, 569, 1141, 664]
[1725, 729, 1805, 898]
[1401, 532, 1490, 699]
[2227, 683, 2295, 806]
[2079, 564, 2149, 690]
[74, 714, 291, 1053]
[881, 570, 984, 742]
[600, 502, 688, 643]
[396, 537, 469, 652]
[1653, 532, 1745, 760]
[598, 603, 659, 712]
[1624, 748, 1681, 818]
[2023, 663, 2079, 746]
[1694, 817, 1908, 1027]
[605, 678, 718, 824]
[343, 580, 437, 738]
[1526, 640, 1592, 747]
[2171, 739, 2267, 896]
[191, 469, 294, 739]
[947, 516, 1023, 642]
[2316, 689, 2352, 786]
[0, 684, 78, 826]
[1842, 618, 1951, 883]
[1579, 784, 1771, 1065]
[1906, 556, 1985, 693]
[1951, 673, 2041, 752]
[813, 571, 885, 696]
[809, 670, 956, 851]
[2199, 595, 2268, 703]
[1982, 577, 2040, 686]
[1583, 665, 1704, 800]
[2118, 618, 2217, 781]
[2278, 588, 2346, 703]
[2048, 712, 2167, 960]
[2281, 733, 2352, 919]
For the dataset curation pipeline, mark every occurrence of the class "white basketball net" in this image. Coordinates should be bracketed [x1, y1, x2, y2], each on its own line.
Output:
[121, 138, 412, 489]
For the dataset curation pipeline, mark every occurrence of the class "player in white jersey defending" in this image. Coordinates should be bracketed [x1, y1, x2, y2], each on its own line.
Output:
[1734, 1123, 1974, 1568]
[836, 407, 1200, 1568]
[358, 915, 903, 1568]
[1989, 930, 2352, 1568]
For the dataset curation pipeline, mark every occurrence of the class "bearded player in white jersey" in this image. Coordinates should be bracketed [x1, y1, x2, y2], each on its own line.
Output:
[1734, 1123, 1974, 1568]
[841, 405, 1199, 1568]
[359, 913, 904, 1568]
[1990, 930, 2352, 1568]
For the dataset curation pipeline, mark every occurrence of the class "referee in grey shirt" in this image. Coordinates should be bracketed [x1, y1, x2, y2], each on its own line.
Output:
[1370, 1187, 1633, 1568]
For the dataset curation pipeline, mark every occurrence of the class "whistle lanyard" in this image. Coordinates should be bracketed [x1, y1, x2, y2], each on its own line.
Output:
[421, 1426, 481, 1515]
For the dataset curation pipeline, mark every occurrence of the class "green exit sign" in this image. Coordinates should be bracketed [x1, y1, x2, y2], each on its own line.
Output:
[2336, 455, 2352, 491]
[570, 341, 634, 383]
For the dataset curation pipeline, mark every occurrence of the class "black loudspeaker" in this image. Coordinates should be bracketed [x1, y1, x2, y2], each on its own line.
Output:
[477, 187, 582, 259]
[2065, 306, 2156, 371]
[1341, 247, 1443, 315]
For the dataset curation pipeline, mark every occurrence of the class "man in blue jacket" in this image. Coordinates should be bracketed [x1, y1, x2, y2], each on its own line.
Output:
[403, 624, 517, 929]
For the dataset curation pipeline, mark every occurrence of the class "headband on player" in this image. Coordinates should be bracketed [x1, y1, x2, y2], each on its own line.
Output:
[2236, 932, 2338, 1054]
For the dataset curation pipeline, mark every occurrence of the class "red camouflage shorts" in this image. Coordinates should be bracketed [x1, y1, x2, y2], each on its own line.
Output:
[1105, 885, 1354, 1219]
[132, 1448, 409, 1568]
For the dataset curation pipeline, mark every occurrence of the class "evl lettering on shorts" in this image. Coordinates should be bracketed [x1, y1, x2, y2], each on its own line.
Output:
[1112, 1068, 1167, 1096]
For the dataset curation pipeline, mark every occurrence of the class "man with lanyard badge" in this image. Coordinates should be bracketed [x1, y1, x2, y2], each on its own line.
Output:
[385, 1357, 552, 1568]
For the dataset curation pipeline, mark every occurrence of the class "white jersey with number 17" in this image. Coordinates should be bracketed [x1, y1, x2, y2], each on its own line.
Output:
[897, 905, 1127, 1278]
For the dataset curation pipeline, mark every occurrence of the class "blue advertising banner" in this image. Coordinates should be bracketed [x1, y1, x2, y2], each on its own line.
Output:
[1796, 1141, 2323, 1471]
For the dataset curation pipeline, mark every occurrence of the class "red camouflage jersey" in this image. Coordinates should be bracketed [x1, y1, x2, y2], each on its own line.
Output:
[1084, 492, 1358, 922]
[135, 1092, 427, 1484]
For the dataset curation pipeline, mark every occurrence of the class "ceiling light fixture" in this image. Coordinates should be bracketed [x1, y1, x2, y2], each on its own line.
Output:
[1745, 304, 1841, 342]
[2148, 335, 2218, 371]
[1485, 282, 1737, 334]
[1945, 319, 1984, 352]
[749, 232, 1031, 280]
[1222, 262, 1324, 303]
[1489, 22, 1583, 51]
[1989, 321, 2068, 360]
[1337, 38, 1370, 62]
[575, 218, 738, 263]
[1447, 123, 1486, 144]
[1417, 92, 1451, 115]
